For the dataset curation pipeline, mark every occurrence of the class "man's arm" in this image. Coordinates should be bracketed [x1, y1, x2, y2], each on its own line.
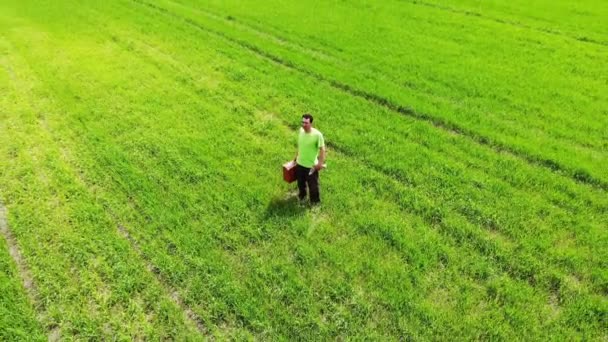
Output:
[315, 146, 326, 170]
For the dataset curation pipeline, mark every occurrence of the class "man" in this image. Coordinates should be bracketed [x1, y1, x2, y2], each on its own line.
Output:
[293, 113, 326, 204]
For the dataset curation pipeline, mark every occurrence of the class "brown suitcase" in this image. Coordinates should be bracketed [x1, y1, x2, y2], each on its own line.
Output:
[283, 160, 297, 183]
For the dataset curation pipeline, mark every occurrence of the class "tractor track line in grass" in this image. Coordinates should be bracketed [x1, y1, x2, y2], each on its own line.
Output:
[115, 223, 210, 337]
[0, 202, 36, 293]
[131, 0, 608, 193]
[0, 199, 50, 337]
[403, 0, 608, 47]
[166, 0, 340, 62]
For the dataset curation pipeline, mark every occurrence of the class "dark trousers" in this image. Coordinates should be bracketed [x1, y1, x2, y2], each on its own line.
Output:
[296, 164, 320, 203]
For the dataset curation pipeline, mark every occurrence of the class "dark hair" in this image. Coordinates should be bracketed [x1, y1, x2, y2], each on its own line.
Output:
[302, 113, 314, 123]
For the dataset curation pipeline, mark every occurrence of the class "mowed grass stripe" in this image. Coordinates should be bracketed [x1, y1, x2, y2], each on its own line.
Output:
[133, 0, 608, 191]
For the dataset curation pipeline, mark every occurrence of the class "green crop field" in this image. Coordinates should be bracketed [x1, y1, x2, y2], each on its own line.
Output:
[1, 0, 606, 339]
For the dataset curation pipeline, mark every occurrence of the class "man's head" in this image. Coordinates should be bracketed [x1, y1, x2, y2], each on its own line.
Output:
[302, 113, 313, 132]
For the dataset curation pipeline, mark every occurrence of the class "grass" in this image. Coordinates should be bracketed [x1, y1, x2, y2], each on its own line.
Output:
[0, 0, 606, 339]
[0, 215, 45, 341]
[176, 0, 608, 187]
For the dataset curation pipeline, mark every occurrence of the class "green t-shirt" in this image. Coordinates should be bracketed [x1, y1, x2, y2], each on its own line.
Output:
[297, 127, 325, 168]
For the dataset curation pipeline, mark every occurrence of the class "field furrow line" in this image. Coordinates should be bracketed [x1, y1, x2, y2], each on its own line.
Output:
[403, 0, 608, 47]
[0, 199, 47, 335]
[166, 0, 339, 63]
[130, 0, 608, 192]
[116, 223, 210, 337]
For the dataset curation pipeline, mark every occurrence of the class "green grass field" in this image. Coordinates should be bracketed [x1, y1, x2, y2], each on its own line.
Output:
[0, 0, 606, 339]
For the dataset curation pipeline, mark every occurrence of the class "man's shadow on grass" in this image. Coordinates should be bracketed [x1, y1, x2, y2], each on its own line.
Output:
[264, 192, 308, 218]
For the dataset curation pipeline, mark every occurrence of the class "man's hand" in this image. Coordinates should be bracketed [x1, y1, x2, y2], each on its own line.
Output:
[315, 146, 326, 171]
